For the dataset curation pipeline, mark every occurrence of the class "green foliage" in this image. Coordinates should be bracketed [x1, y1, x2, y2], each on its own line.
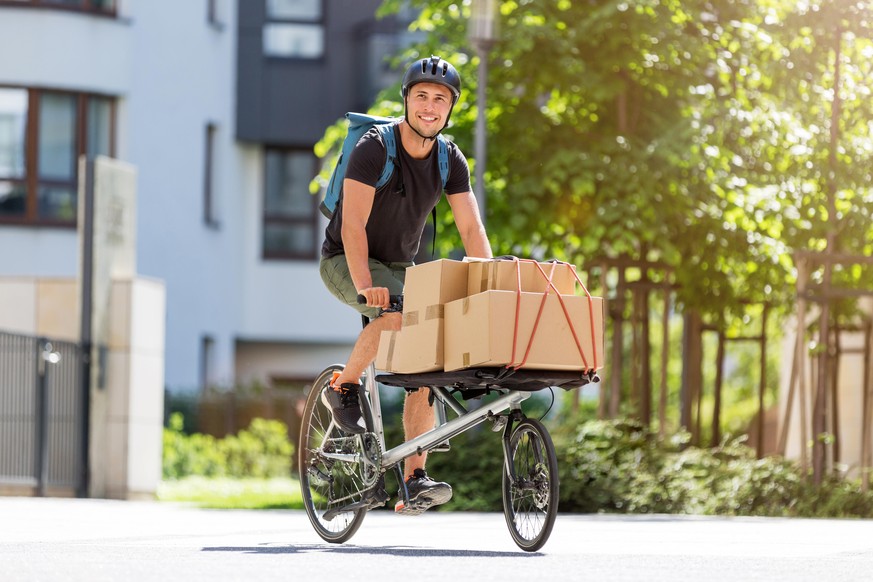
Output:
[162, 413, 294, 480]
[557, 418, 873, 517]
[426, 424, 506, 512]
[391, 411, 873, 517]
[363, 0, 873, 325]
[156, 476, 304, 510]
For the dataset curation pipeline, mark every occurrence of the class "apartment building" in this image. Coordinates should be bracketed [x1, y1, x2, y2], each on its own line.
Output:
[0, 0, 413, 394]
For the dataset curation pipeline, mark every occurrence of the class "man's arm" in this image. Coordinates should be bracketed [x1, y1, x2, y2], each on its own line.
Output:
[341, 178, 390, 307]
[447, 191, 492, 259]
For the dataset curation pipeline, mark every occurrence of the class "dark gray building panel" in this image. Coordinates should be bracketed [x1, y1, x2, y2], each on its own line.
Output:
[236, 0, 392, 146]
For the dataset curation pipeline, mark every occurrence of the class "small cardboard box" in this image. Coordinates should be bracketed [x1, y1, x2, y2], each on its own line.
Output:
[444, 290, 604, 372]
[375, 320, 443, 373]
[402, 259, 469, 316]
[466, 258, 578, 296]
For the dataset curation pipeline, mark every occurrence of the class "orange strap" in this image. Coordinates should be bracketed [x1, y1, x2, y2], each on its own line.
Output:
[506, 258, 598, 373]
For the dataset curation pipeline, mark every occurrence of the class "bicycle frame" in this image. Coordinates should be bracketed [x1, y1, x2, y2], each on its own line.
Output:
[360, 361, 532, 472]
[303, 305, 565, 550]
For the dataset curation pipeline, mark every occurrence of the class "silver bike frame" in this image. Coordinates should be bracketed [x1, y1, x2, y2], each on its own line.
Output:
[362, 362, 532, 471]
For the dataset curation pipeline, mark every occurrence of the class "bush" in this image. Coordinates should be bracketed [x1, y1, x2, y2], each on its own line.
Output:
[556, 417, 873, 518]
[426, 424, 506, 511]
[163, 413, 294, 480]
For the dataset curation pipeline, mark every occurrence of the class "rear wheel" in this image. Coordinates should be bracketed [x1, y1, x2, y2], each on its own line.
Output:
[299, 365, 376, 544]
[501, 418, 559, 552]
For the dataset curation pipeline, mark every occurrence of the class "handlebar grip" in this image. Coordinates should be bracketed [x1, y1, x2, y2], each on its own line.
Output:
[357, 294, 403, 305]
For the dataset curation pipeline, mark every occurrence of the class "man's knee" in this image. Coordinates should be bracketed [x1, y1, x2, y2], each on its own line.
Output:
[376, 311, 402, 331]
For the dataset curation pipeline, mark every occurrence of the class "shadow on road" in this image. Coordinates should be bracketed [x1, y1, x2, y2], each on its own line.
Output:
[202, 544, 540, 558]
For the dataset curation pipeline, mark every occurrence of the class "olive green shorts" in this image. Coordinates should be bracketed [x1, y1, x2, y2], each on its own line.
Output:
[320, 254, 412, 319]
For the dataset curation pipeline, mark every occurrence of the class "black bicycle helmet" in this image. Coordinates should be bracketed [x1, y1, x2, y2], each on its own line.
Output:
[401, 55, 462, 104]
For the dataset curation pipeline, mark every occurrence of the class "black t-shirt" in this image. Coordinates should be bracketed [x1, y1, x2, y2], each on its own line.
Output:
[321, 124, 471, 263]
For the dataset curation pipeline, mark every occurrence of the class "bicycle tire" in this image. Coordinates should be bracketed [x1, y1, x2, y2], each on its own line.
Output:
[501, 418, 559, 552]
[299, 364, 375, 544]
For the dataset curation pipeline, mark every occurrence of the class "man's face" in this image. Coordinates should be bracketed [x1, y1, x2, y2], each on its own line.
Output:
[406, 82, 454, 138]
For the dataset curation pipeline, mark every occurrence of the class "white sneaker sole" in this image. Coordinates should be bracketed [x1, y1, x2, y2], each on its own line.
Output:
[395, 485, 453, 515]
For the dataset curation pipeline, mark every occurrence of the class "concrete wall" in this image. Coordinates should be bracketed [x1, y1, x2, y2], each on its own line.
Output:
[0, 276, 165, 499]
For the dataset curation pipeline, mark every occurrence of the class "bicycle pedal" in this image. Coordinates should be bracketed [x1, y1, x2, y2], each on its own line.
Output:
[394, 499, 429, 515]
[490, 415, 508, 432]
[431, 442, 451, 452]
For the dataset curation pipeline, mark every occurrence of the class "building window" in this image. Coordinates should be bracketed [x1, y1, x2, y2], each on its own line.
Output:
[0, 0, 117, 15]
[263, 0, 324, 59]
[0, 87, 114, 227]
[203, 122, 220, 228]
[0, 89, 28, 218]
[200, 335, 215, 391]
[263, 148, 318, 260]
[207, 0, 223, 28]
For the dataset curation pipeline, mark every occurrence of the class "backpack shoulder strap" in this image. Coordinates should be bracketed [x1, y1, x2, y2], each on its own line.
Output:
[375, 126, 450, 190]
[374, 122, 398, 190]
[436, 134, 449, 189]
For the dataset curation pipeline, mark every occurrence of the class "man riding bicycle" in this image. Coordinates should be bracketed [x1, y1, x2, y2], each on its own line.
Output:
[319, 55, 492, 515]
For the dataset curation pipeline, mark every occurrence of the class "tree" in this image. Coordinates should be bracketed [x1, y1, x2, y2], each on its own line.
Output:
[365, 0, 873, 318]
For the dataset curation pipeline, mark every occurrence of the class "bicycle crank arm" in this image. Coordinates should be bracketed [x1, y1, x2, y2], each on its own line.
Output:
[322, 488, 388, 521]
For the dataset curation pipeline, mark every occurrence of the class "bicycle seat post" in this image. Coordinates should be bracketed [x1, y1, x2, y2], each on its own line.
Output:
[431, 397, 451, 452]
[361, 313, 386, 453]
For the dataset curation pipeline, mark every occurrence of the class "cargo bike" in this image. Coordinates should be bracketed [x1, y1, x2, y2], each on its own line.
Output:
[299, 261, 601, 552]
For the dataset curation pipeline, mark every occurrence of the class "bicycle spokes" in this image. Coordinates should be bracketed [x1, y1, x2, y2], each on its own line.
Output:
[502, 419, 559, 552]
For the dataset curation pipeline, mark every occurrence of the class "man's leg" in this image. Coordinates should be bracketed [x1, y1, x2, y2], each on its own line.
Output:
[333, 312, 401, 386]
[395, 387, 452, 514]
[402, 388, 434, 476]
[319, 255, 406, 433]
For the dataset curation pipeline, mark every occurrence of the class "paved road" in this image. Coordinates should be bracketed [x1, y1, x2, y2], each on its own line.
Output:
[3, 497, 873, 581]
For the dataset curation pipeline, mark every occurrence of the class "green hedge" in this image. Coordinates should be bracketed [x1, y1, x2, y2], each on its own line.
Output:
[163, 413, 294, 480]
[162, 410, 873, 517]
[557, 418, 873, 517]
[427, 416, 873, 517]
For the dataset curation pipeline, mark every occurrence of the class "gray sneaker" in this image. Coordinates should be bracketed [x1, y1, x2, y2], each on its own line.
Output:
[395, 468, 452, 515]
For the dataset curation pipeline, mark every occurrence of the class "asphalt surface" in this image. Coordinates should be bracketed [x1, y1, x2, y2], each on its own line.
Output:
[3, 497, 873, 581]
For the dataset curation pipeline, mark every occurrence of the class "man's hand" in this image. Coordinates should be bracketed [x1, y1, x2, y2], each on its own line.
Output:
[357, 286, 390, 308]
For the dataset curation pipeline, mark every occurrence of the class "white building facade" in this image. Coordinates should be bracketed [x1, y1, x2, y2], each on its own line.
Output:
[0, 0, 412, 397]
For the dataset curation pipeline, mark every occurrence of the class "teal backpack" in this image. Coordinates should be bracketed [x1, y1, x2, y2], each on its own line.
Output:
[319, 112, 450, 219]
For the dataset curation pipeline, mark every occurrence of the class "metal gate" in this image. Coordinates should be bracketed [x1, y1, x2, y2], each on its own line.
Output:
[0, 331, 85, 495]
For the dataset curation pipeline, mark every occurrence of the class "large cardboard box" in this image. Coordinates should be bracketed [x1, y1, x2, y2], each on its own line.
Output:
[375, 319, 443, 373]
[466, 258, 578, 296]
[375, 259, 466, 373]
[402, 259, 469, 316]
[444, 290, 604, 372]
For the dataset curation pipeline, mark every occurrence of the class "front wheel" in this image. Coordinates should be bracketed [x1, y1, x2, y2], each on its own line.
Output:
[299, 365, 375, 544]
[502, 418, 559, 552]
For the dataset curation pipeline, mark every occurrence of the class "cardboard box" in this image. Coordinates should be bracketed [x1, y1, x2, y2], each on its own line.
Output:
[466, 258, 578, 296]
[444, 290, 604, 372]
[402, 259, 469, 316]
[375, 320, 443, 373]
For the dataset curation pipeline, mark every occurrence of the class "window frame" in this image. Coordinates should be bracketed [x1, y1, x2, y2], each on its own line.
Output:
[203, 122, 220, 229]
[0, 85, 116, 228]
[262, 0, 326, 61]
[200, 334, 216, 392]
[261, 146, 320, 262]
[0, 0, 118, 17]
[207, 0, 224, 29]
